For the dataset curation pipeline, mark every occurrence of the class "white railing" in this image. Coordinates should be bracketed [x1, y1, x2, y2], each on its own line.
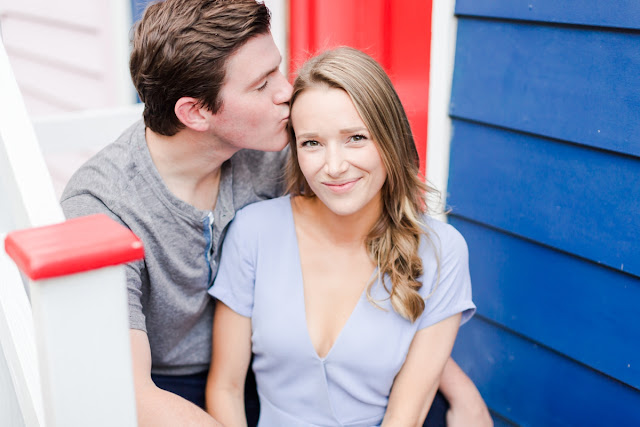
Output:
[0, 37, 141, 426]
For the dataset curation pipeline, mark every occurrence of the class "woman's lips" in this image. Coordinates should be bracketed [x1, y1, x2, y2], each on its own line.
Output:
[323, 178, 360, 193]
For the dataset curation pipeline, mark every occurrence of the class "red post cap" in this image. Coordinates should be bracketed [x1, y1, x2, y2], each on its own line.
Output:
[4, 214, 144, 280]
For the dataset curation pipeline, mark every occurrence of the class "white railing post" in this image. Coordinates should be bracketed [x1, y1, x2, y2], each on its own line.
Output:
[0, 36, 63, 230]
[1, 33, 141, 427]
[427, 0, 458, 221]
[0, 33, 58, 427]
[5, 214, 142, 427]
[0, 248, 44, 427]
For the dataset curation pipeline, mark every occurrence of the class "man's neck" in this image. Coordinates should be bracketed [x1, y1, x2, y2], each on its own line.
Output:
[145, 127, 237, 211]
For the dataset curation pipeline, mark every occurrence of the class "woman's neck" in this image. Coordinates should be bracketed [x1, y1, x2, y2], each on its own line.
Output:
[291, 195, 382, 246]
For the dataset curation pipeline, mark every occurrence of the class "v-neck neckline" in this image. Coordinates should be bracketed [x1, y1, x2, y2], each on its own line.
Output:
[287, 196, 375, 361]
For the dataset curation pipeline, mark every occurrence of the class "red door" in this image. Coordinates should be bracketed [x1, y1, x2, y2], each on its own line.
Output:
[289, 0, 433, 174]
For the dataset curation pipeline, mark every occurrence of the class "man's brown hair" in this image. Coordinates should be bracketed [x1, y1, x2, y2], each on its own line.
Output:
[130, 0, 271, 136]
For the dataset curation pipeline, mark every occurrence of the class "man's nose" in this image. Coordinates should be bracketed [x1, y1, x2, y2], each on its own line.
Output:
[274, 71, 293, 105]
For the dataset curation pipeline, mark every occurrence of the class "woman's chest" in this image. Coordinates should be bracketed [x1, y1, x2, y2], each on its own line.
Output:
[251, 248, 419, 385]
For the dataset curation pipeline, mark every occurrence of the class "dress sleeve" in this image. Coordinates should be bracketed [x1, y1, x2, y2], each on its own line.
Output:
[208, 208, 256, 318]
[417, 223, 476, 331]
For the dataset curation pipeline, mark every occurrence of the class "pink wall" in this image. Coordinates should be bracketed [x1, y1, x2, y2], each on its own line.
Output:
[0, 0, 133, 117]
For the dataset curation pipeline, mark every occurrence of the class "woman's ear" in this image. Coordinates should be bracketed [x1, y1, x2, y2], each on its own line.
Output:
[174, 97, 210, 132]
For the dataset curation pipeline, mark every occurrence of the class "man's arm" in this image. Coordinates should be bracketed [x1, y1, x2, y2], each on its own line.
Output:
[130, 329, 222, 427]
[439, 357, 493, 427]
[382, 314, 462, 426]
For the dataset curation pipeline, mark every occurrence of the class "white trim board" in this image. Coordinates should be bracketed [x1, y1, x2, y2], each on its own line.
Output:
[426, 0, 458, 222]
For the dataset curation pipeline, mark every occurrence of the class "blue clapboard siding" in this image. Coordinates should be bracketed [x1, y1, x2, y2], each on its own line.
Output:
[448, 3, 640, 426]
[492, 414, 518, 427]
[448, 120, 640, 277]
[452, 318, 640, 427]
[450, 18, 640, 157]
[449, 216, 640, 389]
[130, 0, 150, 24]
[455, 0, 640, 30]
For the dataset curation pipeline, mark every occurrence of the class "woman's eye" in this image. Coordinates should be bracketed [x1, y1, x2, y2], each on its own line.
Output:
[350, 134, 367, 142]
[301, 140, 319, 147]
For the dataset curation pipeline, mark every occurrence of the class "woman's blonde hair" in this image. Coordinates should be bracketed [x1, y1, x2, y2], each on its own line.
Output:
[286, 47, 440, 322]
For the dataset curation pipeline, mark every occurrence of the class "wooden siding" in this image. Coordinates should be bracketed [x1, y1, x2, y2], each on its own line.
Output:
[0, 0, 133, 117]
[451, 216, 640, 389]
[448, 3, 640, 425]
[448, 121, 639, 276]
[450, 18, 640, 157]
[455, 0, 640, 31]
[454, 318, 640, 426]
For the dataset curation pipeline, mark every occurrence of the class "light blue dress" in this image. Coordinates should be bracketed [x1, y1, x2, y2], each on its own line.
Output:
[209, 196, 475, 427]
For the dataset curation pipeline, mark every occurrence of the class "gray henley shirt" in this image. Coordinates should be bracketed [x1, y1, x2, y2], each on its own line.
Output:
[61, 120, 287, 375]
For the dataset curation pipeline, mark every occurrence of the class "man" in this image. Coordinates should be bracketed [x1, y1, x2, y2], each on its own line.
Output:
[61, 0, 490, 426]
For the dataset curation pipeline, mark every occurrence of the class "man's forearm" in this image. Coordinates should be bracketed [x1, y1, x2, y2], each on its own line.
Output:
[136, 383, 223, 427]
[439, 357, 479, 404]
[439, 357, 493, 427]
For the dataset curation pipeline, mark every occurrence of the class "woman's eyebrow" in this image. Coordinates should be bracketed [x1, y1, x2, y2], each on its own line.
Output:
[296, 132, 319, 139]
[339, 127, 368, 134]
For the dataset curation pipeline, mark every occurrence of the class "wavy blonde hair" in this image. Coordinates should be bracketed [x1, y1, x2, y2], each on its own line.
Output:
[286, 47, 440, 322]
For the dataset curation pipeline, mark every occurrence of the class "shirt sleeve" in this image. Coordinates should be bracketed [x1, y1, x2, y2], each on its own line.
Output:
[208, 208, 256, 318]
[417, 223, 476, 331]
[61, 193, 147, 331]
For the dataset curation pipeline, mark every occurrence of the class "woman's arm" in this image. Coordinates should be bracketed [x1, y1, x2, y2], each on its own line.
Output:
[440, 358, 493, 427]
[206, 301, 252, 427]
[381, 313, 461, 427]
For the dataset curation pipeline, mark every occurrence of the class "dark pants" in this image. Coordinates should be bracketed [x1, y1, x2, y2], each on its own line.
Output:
[424, 391, 450, 427]
[151, 368, 260, 425]
[151, 369, 448, 427]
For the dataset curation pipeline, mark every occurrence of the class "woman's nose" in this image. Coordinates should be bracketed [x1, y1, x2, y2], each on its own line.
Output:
[324, 145, 348, 176]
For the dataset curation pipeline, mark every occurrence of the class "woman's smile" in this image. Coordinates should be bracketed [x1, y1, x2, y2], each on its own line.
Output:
[322, 178, 361, 193]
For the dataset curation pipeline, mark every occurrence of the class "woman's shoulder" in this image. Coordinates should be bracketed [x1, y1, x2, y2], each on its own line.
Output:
[419, 215, 469, 262]
[421, 214, 466, 243]
[224, 196, 292, 246]
[233, 195, 292, 226]
[416, 215, 476, 326]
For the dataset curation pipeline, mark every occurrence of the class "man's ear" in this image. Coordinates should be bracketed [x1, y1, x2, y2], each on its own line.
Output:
[174, 97, 210, 132]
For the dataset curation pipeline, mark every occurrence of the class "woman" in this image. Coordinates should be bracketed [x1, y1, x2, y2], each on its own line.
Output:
[206, 47, 476, 426]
